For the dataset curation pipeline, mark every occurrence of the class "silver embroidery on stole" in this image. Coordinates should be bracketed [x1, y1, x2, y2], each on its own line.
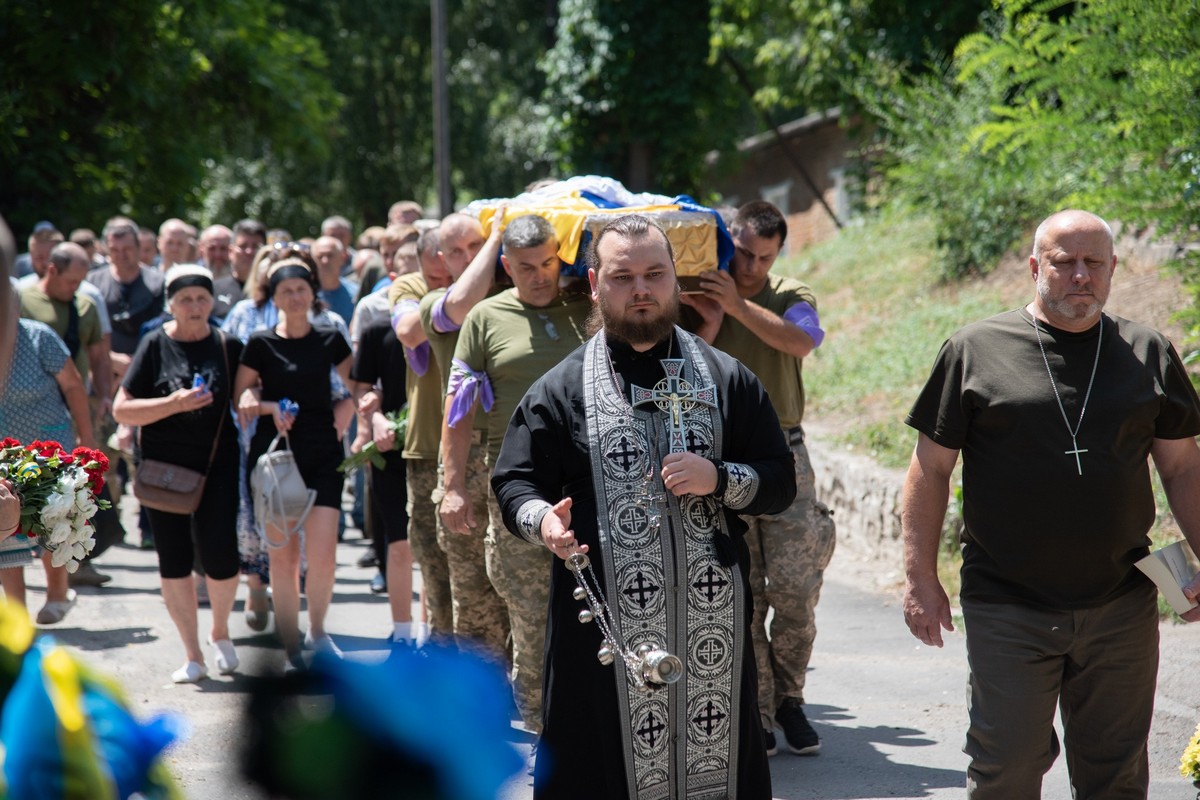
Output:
[582, 329, 744, 800]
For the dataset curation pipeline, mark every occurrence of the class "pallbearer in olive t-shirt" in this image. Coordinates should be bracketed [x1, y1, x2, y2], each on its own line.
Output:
[439, 214, 590, 738]
[387, 228, 459, 640]
[418, 211, 512, 663]
[682, 200, 833, 757]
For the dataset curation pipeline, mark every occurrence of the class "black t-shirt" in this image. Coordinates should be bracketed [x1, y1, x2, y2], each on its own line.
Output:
[122, 327, 242, 472]
[906, 309, 1200, 608]
[211, 275, 244, 321]
[240, 326, 352, 434]
[87, 266, 166, 355]
[350, 319, 408, 467]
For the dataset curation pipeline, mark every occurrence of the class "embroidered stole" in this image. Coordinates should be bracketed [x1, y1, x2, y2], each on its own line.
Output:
[582, 329, 744, 800]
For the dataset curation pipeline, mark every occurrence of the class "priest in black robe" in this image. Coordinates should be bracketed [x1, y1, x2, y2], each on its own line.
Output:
[492, 214, 796, 800]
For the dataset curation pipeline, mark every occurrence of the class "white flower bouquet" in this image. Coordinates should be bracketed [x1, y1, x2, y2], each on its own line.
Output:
[0, 438, 110, 573]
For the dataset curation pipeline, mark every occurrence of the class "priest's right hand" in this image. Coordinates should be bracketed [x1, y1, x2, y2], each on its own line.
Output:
[439, 487, 476, 535]
[541, 497, 587, 560]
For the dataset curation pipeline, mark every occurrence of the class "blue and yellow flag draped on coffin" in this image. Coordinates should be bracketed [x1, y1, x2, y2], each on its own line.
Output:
[0, 602, 183, 800]
[464, 175, 734, 286]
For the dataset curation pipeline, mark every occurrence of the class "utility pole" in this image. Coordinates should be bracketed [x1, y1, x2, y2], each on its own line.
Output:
[431, 0, 452, 217]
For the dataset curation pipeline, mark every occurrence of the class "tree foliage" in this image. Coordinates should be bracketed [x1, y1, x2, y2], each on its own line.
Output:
[539, 0, 743, 196]
[0, 0, 339, 236]
[865, 0, 1200, 306]
[710, 0, 989, 114]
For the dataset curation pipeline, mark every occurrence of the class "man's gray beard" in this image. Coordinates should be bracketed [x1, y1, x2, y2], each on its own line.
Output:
[595, 291, 680, 347]
[1038, 282, 1103, 322]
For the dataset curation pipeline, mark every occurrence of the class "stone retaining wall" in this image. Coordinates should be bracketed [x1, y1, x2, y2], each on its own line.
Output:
[807, 433, 907, 566]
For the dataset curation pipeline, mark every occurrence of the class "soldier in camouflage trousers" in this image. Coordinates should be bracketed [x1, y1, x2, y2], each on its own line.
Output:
[682, 199, 833, 755]
[406, 458, 452, 637]
[486, 493, 553, 734]
[433, 437, 511, 662]
[746, 437, 835, 744]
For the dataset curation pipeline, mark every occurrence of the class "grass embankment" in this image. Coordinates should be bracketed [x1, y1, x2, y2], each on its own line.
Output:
[772, 205, 1193, 619]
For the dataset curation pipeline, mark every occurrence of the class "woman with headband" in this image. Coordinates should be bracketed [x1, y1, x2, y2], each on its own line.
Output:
[222, 243, 354, 634]
[234, 257, 353, 671]
[113, 264, 243, 682]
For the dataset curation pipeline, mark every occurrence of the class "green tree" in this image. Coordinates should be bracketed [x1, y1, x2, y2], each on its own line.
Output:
[710, 0, 989, 115]
[0, 0, 339, 236]
[956, 0, 1200, 236]
[539, 0, 743, 196]
[867, 0, 1200, 311]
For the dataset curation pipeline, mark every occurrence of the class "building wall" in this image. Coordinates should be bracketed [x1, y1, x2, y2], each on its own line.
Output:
[712, 118, 854, 254]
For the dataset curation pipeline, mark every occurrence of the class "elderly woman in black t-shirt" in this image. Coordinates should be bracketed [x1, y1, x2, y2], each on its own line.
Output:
[113, 265, 243, 683]
[234, 259, 352, 671]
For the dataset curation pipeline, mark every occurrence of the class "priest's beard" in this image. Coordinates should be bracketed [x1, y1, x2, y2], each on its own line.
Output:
[590, 284, 681, 347]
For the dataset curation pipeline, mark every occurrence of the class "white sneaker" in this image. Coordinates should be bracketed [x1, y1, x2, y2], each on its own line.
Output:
[209, 637, 239, 675]
[304, 632, 343, 658]
[171, 661, 208, 684]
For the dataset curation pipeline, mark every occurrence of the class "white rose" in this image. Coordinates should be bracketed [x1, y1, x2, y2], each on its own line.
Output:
[67, 468, 90, 493]
[50, 520, 72, 545]
[50, 546, 72, 569]
[74, 489, 97, 517]
[42, 492, 73, 521]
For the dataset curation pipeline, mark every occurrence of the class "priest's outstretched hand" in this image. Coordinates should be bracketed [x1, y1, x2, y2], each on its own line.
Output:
[541, 497, 587, 560]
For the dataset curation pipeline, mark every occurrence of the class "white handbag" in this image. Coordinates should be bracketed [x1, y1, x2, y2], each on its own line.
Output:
[251, 434, 316, 548]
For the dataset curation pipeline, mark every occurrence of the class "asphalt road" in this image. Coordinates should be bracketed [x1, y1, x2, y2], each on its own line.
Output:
[18, 509, 1200, 800]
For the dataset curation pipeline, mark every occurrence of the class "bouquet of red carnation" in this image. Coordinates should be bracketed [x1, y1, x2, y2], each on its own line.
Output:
[0, 438, 110, 573]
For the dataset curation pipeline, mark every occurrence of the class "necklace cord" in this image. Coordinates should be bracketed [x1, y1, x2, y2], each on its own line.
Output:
[1033, 315, 1102, 437]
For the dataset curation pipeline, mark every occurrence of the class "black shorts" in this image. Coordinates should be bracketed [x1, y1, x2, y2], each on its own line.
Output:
[369, 458, 409, 544]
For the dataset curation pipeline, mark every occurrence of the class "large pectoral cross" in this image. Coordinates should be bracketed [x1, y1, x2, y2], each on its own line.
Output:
[631, 359, 717, 454]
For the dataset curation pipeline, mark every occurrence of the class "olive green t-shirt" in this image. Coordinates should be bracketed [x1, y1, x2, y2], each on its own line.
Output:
[453, 289, 591, 464]
[19, 285, 103, 383]
[390, 272, 442, 459]
[711, 274, 816, 429]
[419, 287, 489, 434]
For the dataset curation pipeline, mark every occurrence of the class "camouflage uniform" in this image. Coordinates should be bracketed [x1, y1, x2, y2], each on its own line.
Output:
[407, 458, 452, 636]
[434, 438, 510, 661]
[745, 436, 836, 728]
[486, 493, 553, 734]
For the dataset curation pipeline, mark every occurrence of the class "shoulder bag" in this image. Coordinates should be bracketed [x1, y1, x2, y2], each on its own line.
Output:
[134, 330, 229, 515]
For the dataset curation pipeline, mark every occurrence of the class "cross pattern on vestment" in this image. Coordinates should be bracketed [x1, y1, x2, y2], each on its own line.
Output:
[606, 434, 642, 472]
[697, 637, 725, 668]
[637, 710, 667, 748]
[631, 359, 717, 455]
[614, 503, 653, 536]
[692, 700, 726, 736]
[693, 565, 728, 603]
[622, 571, 659, 610]
[684, 428, 711, 456]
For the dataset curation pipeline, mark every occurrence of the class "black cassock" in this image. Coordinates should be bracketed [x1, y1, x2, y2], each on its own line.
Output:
[493, 328, 796, 800]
